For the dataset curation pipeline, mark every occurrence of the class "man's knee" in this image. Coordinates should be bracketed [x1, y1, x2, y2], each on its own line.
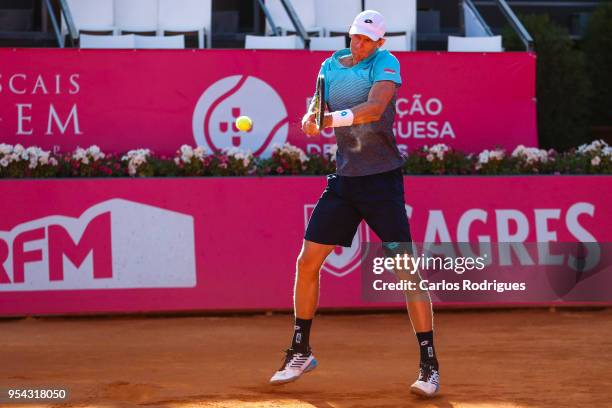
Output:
[296, 241, 334, 277]
[404, 286, 432, 303]
[394, 266, 431, 303]
[296, 252, 323, 280]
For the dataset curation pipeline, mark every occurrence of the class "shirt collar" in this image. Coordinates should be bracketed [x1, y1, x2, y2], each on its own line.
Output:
[332, 48, 380, 68]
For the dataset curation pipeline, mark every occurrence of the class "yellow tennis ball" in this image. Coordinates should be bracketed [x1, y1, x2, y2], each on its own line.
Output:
[235, 115, 253, 132]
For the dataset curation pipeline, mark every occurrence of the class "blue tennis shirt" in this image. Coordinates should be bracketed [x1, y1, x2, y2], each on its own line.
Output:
[318, 48, 405, 177]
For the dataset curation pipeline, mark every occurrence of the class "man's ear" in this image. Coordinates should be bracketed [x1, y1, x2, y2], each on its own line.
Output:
[377, 38, 386, 48]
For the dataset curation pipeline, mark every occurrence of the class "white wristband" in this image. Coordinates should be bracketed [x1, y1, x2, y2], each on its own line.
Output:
[330, 109, 354, 127]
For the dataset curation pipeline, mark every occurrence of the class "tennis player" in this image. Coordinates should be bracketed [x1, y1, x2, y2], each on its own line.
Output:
[269, 10, 440, 398]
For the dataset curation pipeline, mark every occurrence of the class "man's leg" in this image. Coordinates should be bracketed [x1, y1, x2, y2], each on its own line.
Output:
[290, 240, 336, 354]
[294, 239, 336, 320]
[271, 177, 361, 385]
[269, 240, 336, 385]
[361, 202, 435, 329]
[293, 185, 361, 348]
[362, 199, 440, 397]
[380, 247, 435, 354]
[406, 296, 433, 331]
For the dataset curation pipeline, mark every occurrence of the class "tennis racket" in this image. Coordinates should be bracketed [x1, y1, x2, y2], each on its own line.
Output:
[314, 74, 326, 131]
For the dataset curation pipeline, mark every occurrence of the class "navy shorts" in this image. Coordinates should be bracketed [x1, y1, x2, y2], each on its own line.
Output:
[304, 168, 412, 247]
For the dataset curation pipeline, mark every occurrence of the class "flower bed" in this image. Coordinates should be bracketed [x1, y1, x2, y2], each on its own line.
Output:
[0, 141, 610, 178]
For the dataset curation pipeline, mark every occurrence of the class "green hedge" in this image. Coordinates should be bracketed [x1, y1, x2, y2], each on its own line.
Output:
[584, 2, 612, 127]
[504, 14, 591, 151]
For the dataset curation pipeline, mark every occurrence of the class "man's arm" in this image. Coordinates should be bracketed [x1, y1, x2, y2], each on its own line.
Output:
[322, 80, 396, 128]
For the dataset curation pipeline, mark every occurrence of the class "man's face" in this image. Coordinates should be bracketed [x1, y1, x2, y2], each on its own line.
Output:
[349, 34, 384, 60]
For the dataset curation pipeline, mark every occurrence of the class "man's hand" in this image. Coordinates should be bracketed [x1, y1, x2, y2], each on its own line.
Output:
[301, 112, 319, 137]
[302, 111, 335, 136]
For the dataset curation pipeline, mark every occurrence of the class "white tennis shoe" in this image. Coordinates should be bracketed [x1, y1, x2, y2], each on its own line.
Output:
[410, 362, 440, 397]
[269, 348, 318, 385]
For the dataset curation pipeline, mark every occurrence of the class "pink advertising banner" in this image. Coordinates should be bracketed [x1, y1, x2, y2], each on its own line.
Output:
[0, 49, 536, 157]
[0, 176, 610, 316]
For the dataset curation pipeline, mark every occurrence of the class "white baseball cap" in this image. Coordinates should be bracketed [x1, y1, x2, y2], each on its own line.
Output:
[349, 10, 386, 41]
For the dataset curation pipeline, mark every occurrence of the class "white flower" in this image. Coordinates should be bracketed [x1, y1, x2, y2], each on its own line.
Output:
[39, 151, 50, 165]
[180, 145, 194, 161]
[490, 150, 505, 160]
[87, 145, 104, 161]
[73, 147, 87, 161]
[122, 148, 151, 176]
[1, 146, 54, 168]
[512, 145, 549, 164]
[72, 145, 105, 164]
[194, 146, 206, 159]
[88, 145, 101, 155]
[22, 149, 34, 161]
[272, 143, 308, 164]
[0, 158, 8, 167]
[222, 147, 253, 168]
[49, 158, 58, 166]
[578, 139, 609, 155]
[122, 149, 151, 161]
[73, 146, 103, 164]
[0, 144, 12, 155]
[175, 145, 206, 164]
[428, 143, 449, 160]
[421, 144, 449, 160]
[478, 149, 505, 164]
[591, 156, 601, 166]
[224, 147, 244, 159]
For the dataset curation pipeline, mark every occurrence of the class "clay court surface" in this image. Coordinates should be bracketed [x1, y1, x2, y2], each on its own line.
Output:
[2, 309, 611, 408]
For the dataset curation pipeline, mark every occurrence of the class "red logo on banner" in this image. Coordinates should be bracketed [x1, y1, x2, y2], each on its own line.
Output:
[192, 75, 289, 156]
